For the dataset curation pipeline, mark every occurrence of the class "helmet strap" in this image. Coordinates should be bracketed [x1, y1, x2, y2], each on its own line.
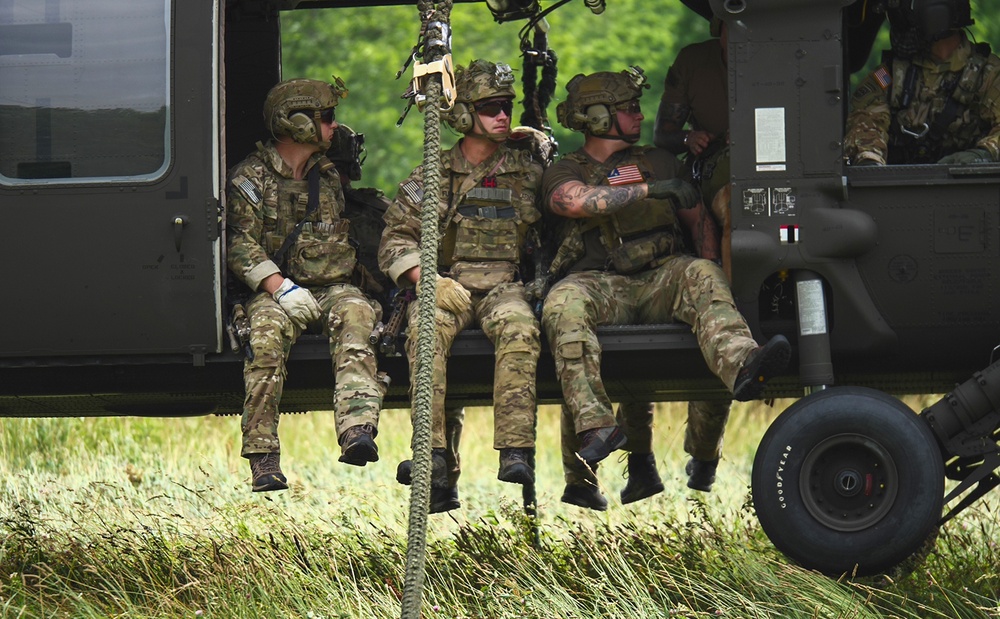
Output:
[471, 114, 510, 143]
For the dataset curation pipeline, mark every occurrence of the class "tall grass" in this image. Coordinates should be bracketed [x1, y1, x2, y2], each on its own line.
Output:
[1, 401, 997, 618]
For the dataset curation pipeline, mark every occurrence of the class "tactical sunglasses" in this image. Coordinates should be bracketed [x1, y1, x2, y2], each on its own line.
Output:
[474, 98, 514, 118]
[616, 100, 642, 114]
[319, 108, 336, 123]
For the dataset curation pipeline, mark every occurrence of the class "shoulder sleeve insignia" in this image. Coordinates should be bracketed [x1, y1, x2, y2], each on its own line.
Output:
[607, 164, 644, 185]
[873, 65, 892, 90]
[400, 179, 423, 204]
[233, 175, 262, 205]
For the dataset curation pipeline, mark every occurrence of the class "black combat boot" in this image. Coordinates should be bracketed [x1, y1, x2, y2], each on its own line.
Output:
[733, 335, 791, 402]
[395, 451, 459, 513]
[561, 482, 608, 511]
[430, 448, 460, 513]
[498, 447, 535, 485]
[396, 459, 414, 485]
[620, 452, 664, 504]
[338, 423, 379, 466]
[686, 458, 719, 492]
[249, 452, 288, 492]
[576, 425, 628, 466]
[560, 461, 607, 511]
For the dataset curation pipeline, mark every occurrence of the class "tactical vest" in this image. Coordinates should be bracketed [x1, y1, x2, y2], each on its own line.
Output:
[886, 44, 992, 164]
[550, 148, 686, 276]
[438, 150, 538, 293]
[252, 145, 356, 287]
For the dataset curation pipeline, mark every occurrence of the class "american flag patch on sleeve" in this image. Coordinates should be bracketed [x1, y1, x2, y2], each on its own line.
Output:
[607, 164, 644, 185]
[874, 65, 891, 90]
[235, 176, 262, 204]
[400, 179, 424, 204]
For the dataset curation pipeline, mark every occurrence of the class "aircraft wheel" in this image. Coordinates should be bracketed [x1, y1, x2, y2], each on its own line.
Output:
[751, 386, 944, 576]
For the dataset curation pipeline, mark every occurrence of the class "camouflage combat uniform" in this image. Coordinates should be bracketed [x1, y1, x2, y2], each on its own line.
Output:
[542, 145, 758, 478]
[227, 141, 385, 457]
[844, 33, 1000, 165]
[379, 143, 543, 453]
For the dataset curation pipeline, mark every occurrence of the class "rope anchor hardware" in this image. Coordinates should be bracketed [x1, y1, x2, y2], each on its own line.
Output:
[411, 54, 457, 112]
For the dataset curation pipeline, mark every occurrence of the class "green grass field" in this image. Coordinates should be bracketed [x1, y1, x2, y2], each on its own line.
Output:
[1, 399, 998, 618]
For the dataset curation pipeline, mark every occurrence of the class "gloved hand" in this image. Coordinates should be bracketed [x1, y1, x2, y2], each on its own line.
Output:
[523, 275, 551, 316]
[647, 178, 700, 209]
[938, 148, 992, 165]
[435, 275, 472, 315]
[272, 278, 323, 329]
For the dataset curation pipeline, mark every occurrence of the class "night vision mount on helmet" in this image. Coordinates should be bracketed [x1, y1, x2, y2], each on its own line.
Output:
[264, 77, 348, 148]
[327, 123, 366, 182]
[556, 66, 649, 138]
[444, 60, 516, 137]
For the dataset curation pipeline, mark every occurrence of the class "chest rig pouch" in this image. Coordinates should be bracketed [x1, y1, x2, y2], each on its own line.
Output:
[269, 164, 357, 287]
[573, 150, 685, 275]
[286, 220, 356, 286]
[449, 186, 520, 293]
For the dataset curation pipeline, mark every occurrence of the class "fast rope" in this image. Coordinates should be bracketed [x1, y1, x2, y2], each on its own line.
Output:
[400, 2, 453, 618]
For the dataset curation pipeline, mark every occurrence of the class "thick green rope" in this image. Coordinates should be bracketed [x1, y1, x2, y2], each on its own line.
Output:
[400, 3, 451, 618]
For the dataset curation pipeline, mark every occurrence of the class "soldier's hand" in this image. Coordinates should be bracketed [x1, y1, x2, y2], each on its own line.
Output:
[273, 278, 323, 329]
[523, 275, 550, 305]
[851, 158, 883, 167]
[647, 179, 700, 210]
[435, 276, 472, 315]
[938, 148, 992, 165]
[684, 129, 713, 156]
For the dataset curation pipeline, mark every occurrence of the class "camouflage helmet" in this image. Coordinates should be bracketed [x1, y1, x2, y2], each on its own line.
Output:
[446, 60, 516, 135]
[557, 66, 649, 134]
[263, 77, 348, 145]
[455, 59, 516, 104]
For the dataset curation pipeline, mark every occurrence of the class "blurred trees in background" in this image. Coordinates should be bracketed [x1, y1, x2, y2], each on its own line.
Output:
[280, 0, 1000, 195]
[281, 1, 705, 192]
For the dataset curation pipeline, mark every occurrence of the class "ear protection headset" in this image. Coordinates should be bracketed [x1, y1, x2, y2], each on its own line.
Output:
[445, 102, 475, 133]
[582, 104, 612, 135]
[281, 111, 320, 144]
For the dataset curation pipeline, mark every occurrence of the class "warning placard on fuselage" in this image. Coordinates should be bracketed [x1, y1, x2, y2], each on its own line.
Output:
[741, 187, 797, 216]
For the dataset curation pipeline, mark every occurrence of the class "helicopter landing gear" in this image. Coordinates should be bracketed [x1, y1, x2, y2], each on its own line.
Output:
[751, 386, 944, 576]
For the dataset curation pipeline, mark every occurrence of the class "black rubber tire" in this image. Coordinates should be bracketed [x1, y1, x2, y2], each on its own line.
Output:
[751, 386, 944, 576]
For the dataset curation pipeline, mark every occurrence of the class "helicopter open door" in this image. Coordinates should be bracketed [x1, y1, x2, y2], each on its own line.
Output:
[0, 0, 221, 362]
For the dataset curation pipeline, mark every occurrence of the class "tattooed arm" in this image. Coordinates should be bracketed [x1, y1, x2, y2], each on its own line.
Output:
[548, 180, 648, 219]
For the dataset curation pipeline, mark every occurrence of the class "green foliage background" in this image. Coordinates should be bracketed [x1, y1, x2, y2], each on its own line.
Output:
[281, 0, 1000, 196]
[281, 1, 707, 193]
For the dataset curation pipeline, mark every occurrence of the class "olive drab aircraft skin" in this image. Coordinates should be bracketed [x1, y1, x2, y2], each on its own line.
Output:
[1, 0, 999, 576]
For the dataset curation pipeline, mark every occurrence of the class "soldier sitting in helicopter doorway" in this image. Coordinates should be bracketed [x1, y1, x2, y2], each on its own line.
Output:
[542, 67, 790, 511]
[226, 78, 388, 492]
[844, 0, 1000, 166]
[378, 59, 546, 514]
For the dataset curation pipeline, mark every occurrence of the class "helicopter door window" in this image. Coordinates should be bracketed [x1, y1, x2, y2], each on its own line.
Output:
[0, 0, 170, 186]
